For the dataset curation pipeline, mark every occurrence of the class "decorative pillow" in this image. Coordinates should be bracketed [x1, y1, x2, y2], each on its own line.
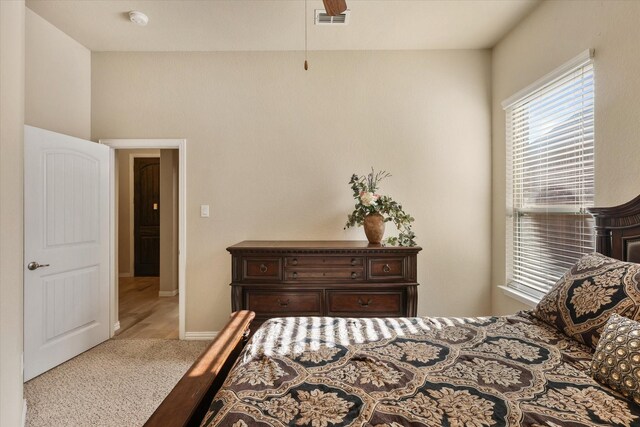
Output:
[590, 313, 640, 405]
[533, 252, 640, 348]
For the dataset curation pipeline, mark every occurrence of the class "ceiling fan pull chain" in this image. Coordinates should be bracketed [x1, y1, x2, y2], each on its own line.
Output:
[304, 0, 309, 70]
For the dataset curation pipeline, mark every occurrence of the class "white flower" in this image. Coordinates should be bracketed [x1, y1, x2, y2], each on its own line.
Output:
[360, 191, 379, 206]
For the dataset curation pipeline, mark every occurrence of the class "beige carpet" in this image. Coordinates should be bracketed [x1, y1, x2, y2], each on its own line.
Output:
[24, 339, 210, 427]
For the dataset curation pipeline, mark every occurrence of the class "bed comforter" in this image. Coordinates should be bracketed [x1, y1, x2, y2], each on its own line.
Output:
[201, 313, 640, 426]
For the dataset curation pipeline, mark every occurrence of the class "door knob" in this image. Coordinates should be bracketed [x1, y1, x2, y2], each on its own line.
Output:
[27, 261, 50, 271]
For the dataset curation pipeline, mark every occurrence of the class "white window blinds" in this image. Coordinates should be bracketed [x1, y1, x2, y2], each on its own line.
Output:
[504, 50, 595, 300]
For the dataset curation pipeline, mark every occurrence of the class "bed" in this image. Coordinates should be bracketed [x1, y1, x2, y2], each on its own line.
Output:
[145, 194, 640, 427]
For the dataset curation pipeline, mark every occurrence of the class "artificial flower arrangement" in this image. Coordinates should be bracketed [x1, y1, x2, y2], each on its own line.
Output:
[344, 168, 416, 246]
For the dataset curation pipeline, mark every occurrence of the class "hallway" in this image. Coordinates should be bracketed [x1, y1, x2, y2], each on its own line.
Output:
[116, 277, 178, 339]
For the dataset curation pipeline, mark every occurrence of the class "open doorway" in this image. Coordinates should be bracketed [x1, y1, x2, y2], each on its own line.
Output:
[114, 149, 179, 339]
[100, 138, 187, 340]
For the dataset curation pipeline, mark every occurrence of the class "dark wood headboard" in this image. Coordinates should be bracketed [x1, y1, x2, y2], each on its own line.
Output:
[588, 194, 640, 263]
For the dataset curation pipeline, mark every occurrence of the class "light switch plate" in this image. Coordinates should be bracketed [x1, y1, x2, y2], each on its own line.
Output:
[200, 204, 210, 218]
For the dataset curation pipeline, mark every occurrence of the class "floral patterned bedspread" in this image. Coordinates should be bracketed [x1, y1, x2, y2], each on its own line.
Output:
[201, 313, 640, 426]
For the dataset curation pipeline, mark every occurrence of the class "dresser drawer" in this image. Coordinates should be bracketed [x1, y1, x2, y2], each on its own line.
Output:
[245, 291, 322, 315]
[285, 256, 364, 268]
[242, 258, 282, 281]
[368, 257, 407, 280]
[284, 269, 364, 281]
[326, 291, 403, 316]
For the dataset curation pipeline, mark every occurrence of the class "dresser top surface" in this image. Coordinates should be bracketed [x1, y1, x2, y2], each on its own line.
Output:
[227, 240, 422, 252]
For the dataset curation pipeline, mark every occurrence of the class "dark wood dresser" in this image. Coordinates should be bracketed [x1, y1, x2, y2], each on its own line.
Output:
[228, 240, 421, 328]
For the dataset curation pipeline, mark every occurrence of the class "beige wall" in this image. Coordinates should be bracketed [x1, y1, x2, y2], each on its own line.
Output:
[491, 0, 640, 314]
[93, 50, 492, 332]
[25, 7, 90, 140]
[117, 149, 160, 276]
[159, 149, 179, 294]
[0, 1, 25, 425]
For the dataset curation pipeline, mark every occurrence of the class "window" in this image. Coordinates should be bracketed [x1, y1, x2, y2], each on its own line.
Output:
[503, 50, 595, 301]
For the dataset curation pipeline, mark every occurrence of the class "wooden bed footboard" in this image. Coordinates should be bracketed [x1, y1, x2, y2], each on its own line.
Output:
[144, 310, 255, 427]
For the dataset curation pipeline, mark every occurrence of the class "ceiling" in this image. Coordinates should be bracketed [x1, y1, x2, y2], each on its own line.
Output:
[26, 0, 540, 52]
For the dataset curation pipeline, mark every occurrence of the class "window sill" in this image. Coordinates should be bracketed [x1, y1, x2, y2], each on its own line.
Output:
[498, 285, 540, 308]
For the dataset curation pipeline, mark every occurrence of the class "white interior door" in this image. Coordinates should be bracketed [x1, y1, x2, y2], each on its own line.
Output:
[24, 125, 110, 381]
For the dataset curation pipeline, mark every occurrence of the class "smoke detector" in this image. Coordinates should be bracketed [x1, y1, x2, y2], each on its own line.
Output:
[315, 9, 350, 25]
[129, 11, 149, 26]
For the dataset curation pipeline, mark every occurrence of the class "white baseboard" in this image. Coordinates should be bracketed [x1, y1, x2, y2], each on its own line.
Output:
[113, 321, 121, 332]
[159, 289, 179, 297]
[184, 331, 218, 341]
[118, 272, 132, 278]
[22, 399, 27, 427]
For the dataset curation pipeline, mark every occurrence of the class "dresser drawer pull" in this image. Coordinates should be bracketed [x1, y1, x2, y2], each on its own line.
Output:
[277, 298, 290, 307]
[351, 258, 357, 266]
[259, 264, 268, 273]
[351, 272, 357, 279]
[292, 258, 298, 266]
[382, 264, 391, 273]
[293, 272, 298, 279]
[358, 298, 373, 307]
